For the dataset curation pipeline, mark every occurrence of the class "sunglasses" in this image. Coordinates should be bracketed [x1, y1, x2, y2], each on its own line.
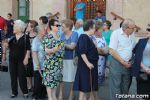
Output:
[53, 24, 61, 27]
[146, 28, 150, 32]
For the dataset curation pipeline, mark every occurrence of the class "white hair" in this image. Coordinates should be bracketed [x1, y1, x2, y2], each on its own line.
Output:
[14, 20, 26, 32]
[76, 19, 84, 25]
[46, 12, 53, 18]
[122, 19, 135, 29]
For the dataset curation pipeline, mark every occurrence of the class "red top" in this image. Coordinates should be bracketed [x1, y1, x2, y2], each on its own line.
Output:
[0, 16, 6, 30]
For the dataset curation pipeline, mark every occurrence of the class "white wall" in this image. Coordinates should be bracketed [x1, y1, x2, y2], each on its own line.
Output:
[0, 0, 150, 30]
[31, 0, 67, 21]
[0, 0, 12, 19]
[106, 0, 123, 30]
[123, 0, 150, 29]
[106, 0, 150, 30]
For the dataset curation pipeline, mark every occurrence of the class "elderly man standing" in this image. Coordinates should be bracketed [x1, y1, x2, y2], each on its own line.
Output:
[109, 19, 136, 100]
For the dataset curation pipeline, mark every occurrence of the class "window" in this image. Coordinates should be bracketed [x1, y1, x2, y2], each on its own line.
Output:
[18, 0, 29, 21]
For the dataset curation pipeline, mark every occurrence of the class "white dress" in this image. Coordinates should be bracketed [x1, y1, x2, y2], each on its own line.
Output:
[93, 36, 107, 84]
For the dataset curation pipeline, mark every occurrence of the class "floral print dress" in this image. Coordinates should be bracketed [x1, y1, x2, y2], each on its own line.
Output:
[42, 33, 64, 88]
[92, 35, 107, 84]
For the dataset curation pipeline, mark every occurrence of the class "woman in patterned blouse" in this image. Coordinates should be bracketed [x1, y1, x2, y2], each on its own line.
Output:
[42, 19, 64, 100]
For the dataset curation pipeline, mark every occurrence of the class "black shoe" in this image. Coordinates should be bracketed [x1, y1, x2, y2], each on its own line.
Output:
[23, 94, 29, 98]
[10, 94, 17, 98]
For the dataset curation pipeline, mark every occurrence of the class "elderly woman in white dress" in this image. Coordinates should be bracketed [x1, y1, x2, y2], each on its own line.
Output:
[91, 21, 108, 100]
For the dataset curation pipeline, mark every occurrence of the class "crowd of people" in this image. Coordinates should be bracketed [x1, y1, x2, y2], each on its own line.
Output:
[0, 0, 150, 100]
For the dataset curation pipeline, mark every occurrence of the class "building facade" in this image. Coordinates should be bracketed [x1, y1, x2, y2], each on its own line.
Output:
[0, 0, 150, 29]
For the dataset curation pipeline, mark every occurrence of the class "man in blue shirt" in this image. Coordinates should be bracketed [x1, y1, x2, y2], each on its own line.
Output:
[95, 10, 106, 23]
[74, 0, 86, 20]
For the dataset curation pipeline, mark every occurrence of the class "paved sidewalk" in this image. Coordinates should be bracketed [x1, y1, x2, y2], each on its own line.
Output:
[0, 71, 137, 100]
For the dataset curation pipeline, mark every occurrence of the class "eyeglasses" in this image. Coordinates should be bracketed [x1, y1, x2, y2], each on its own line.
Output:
[127, 27, 135, 30]
[53, 24, 61, 27]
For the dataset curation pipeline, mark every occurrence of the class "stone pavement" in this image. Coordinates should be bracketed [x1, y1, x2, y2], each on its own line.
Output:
[0, 71, 137, 100]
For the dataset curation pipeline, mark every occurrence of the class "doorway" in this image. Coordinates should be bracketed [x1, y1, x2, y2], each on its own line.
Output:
[70, 0, 106, 20]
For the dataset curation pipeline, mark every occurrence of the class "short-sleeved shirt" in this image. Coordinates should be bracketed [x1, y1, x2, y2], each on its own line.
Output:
[95, 16, 106, 23]
[72, 27, 84, 38]
[76, 34, 99, 61]
[0, 16, 6, 30]
[32, 36, 45, 71]
[9, 34, 31, 61]
[75, 3, 86, 20]
[61, 31, 78, 59]
[6, 19, 14, 38]
[102, 30, 113, 45]
[109, 28, 135, 61]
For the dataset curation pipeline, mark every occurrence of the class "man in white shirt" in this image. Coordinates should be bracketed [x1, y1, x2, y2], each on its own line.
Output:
[109, 19, 136, 100]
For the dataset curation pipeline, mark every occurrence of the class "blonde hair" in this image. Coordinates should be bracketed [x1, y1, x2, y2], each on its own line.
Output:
[61, 19, 74, 30]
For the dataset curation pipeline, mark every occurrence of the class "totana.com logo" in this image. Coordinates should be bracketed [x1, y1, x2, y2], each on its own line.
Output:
[116, 94, 149, 99]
